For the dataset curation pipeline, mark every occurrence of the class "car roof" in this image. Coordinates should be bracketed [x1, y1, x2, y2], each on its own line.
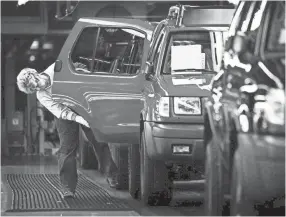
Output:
[181, 6, 235, 27]
[168, 26, 229, 32]
[78, 17, 154, 40]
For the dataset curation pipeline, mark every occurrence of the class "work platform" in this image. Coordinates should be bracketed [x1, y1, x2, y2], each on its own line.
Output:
[1, 155, 205, 216]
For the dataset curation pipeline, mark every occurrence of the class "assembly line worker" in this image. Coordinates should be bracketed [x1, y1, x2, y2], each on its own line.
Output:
[16, 63, 104, 198]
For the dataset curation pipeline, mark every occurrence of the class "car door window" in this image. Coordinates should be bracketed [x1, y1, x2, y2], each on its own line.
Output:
[70, 26, 145, 75]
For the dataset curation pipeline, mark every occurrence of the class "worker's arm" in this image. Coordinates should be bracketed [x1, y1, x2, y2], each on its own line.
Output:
[36, 91, 90, 127]
[36, 63, 89, 127]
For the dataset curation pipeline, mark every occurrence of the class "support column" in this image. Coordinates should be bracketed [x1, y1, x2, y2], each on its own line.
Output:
[4, 49, 16, 129]
[27, 93, 37, 153]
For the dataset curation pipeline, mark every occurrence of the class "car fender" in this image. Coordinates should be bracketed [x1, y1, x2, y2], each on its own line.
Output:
[141, 91, 157, 122]
[143, 121, 156, 159]
[204, 100, 221, 144]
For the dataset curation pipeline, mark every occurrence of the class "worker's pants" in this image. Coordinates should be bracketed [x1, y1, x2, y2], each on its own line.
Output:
[55, 118, 118, 192]
[56, 118, 79, 193]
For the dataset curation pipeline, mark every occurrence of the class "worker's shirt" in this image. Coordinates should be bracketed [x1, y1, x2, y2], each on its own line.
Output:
[36, 63, 77, 121]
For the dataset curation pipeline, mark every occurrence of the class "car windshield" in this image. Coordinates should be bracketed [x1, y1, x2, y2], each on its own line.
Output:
[266, 1, 285, 53]
[162, 31, 215, 75]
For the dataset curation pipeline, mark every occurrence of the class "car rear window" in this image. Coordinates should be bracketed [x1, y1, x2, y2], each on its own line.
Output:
[70, 26, 145, 75]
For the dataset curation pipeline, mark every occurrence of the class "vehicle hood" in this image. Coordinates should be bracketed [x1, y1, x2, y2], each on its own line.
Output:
[159, 74, 214, 97]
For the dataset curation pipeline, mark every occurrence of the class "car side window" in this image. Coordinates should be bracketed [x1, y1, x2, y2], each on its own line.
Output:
[70, 26, 145, 76]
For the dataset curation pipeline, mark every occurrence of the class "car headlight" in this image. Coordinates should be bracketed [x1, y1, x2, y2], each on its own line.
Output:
[156, 97, 170, 117]
[174, 97, 201, 115]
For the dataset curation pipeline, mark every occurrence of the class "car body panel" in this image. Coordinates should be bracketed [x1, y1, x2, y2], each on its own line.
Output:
[204, 0, 285, 201]
[236, 133, 285, 202]
[52, 18, 154, 143]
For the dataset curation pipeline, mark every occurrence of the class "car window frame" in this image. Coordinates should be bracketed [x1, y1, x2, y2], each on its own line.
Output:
[239, 1, 256, 33]
[153, 30, 166, 76]
[147, 23, 166, 61]
[227, 1, 257, 55]
[237, 1, 267, 56]
[148, 27, 165, 62]
[249, 1, 269, 56]
[228, 1, 247, 37]
[68, 25, 148, 77]
[249, 0, 267, 32]
[225, 1, 251, 52]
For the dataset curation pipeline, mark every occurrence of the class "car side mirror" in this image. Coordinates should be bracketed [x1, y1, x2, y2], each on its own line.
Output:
[54, 59, 62, 72]
[233, 34, 248, 54]
[145, 61, 154, 81]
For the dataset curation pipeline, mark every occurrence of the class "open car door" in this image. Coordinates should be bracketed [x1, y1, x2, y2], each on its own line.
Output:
[52, 18, 154, 143]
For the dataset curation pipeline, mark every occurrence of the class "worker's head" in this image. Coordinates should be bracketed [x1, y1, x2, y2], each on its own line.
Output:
[17, 68, 48, 94]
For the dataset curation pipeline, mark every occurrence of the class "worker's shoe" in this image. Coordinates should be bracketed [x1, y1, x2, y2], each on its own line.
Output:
[61, 189, 75, 199]
[106, 176, 118, 189]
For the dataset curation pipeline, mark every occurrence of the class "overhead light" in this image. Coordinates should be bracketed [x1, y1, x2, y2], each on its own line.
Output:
[30, 40, 39, 50]
[18, 0, 34, 6]
[29, 55, 36, 62]
[228, 0, 240, 5]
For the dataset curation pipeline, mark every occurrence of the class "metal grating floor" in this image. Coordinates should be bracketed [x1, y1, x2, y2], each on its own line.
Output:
[5, 174, 130, 212]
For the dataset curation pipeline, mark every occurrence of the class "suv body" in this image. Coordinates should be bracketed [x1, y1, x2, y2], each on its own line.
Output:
[128, 6, 235, 205]
[204, 1, 285, 215]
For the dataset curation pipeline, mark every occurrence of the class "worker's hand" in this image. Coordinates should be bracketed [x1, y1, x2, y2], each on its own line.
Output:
[75, 115, 90, 128]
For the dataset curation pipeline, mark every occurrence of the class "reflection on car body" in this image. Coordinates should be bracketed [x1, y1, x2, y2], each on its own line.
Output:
[204, 1, 285, 215]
